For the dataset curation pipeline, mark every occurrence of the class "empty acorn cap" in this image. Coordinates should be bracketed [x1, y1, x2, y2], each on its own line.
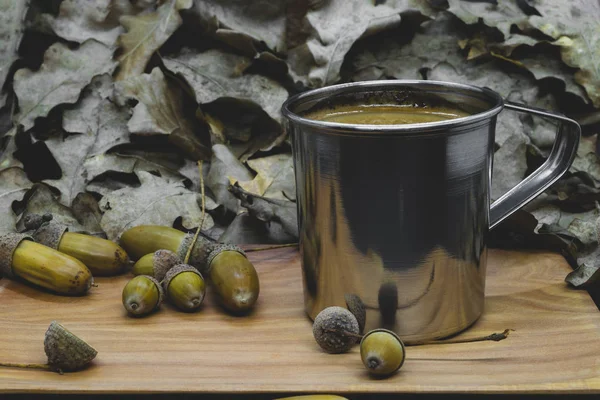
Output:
[44, 321, 97, 371]
[0, 233, 33, 278]
[345, 293, 366, 334]
[162, 264, 203, 291]
[153, 249, 181, 281]
[312, 306, 360, 354]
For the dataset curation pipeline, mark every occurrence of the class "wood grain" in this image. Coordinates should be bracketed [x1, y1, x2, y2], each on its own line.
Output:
[0, 248, 599, 394]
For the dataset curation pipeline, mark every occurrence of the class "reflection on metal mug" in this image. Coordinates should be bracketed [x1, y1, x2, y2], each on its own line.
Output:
[282, 80, 580, 343]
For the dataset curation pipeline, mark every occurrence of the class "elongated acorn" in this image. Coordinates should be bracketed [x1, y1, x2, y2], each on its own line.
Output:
[119, 225, 213, 270]
[313, 306, 360, 354]
[122, 275, 163, 317]
[162, 264, 206, 312]
[28, 215, 129, 276]
[44, 321, 98, 372]
[0, 233, 93, 295]
[207, 244, 259, 313]
[132, 250, 180, 281]
[360, 329, 405, 377]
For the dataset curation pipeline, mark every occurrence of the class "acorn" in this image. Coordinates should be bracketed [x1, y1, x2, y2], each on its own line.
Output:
[312, 306, 360, 354]
[122, 275, 163, 317]
[0, 320, 97, 373]
[44, 321, 97, 372]
[345, 293, 366, 334]
[28, 215, 129, 276]
[0, 233, 93, 295]
[132, 250, 181, 281]
[162, 264, 206, 312]
[206, 244, 259, 313]
[119, 225, 213, 271]
[360, 329, 406, 377]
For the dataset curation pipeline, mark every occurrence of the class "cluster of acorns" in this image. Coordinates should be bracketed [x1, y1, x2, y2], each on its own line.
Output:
[312, 298, 406, 378]
[0, 215, 260, 318]
[119, 225, 260, 316]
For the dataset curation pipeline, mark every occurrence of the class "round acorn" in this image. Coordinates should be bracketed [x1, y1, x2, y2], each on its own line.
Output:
[28, 215, 129, 276]
[122, 275, 163, 317]
[119, 225, 213, 270]
[312, 306, 360, 354]
[207, 244, 260, 313]
[162, 264, 206, 312]
[0, 233, 93, 295]
[44, 321, 98, 372]
[132, 249, 181, 281]
[360, 329, 406, 377]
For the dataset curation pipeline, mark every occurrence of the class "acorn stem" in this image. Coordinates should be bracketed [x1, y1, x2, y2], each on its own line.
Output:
[244, 243, 299, 252]
[408, 329, 514, 346]
[0, 362, 54, 372]
[184, 160, 205, 265]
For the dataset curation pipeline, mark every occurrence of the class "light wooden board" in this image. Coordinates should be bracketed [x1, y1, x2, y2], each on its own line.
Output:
[0, 248, 599, 394]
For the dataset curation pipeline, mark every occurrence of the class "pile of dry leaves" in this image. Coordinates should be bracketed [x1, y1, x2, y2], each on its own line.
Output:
[0, 0, 599, 285]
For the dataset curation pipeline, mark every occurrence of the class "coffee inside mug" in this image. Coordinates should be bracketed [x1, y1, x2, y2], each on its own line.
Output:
[299, 88, 478, 126]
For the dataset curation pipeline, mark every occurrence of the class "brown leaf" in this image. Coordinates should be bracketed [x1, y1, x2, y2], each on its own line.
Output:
[0, 167, 31, 233]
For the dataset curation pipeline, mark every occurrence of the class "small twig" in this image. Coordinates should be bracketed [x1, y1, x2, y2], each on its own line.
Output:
[244, 243, 299, 252]
[409, 329, 514, 346]
[0, 362, 53, 372]
[184, 160, 206, 265]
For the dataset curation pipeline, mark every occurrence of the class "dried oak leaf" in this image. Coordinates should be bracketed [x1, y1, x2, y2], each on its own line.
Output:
[0, 0, 28, 109]
[116, 0, 192, 80]
[114, 67, 210, 161]
[43, 74, 130, 206]
[491, 133, 530, 202]
[0, 127, 23, 171]
[206, 144, 253, 213]
[163, 48, 288, 124]
[99, 171, 216, 241]
[219, 211, 297, 244]
[0, 167, 31, 233]
[571, 135, 600, 183]
[446, 0, 528, 40]
[234, 153, 295, 201]
[229, 182, 298, 240]
[13, 40, 117, 131]
[288, 0, 433, 87]
[42, 0, 144, 47]
[14, 183, 92, 234]
[190, 0, 287, 53]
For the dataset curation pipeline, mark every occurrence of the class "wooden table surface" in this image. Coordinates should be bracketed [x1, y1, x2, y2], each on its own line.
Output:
[0, 247, 599, 395]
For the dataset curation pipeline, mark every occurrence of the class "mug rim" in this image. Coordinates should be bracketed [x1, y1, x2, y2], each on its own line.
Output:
[281, 80, 504, 134]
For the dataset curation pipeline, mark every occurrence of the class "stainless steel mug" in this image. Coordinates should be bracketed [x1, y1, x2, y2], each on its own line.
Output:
[282, 80, 580, 343]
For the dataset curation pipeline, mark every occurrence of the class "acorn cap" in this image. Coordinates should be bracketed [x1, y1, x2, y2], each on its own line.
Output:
[32, 220, 68, 249]
[152, 249, 181, 281]
[205, 243, 246, 272]
[345, 293, 366, 335]
[312, 306, 360, 354]
[162, 264, 203, 292]
[176, 234, 215, 273]
[43, 321, 98, 371]
[0, 233, 33, 278]
[145, 275, 165, 308]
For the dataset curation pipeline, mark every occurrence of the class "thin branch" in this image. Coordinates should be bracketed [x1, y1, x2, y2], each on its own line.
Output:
[409, 329, 514, 346]
[184, 160, 206, 264]
[244, 243, 299, 252]
[0, 362, 53, 372]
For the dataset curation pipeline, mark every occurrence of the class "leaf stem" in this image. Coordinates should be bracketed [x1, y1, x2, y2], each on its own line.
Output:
[323, 328, 514, 345]
[0, 362, 53, 372]
[184, 160, 205, 264]
[244, 243, 299, 252]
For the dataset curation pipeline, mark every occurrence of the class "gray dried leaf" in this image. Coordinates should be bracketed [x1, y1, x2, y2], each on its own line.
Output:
[491, 133, 529, 201]
[191, 0, 287, 52]
[219, 211, 297, 244]
[13, 40, 118, 131]
[116, 0, 192, 80]
[0, 0, 28, 109]
[571, 135, 600, 182]
[447, 0, 528, 40]
[206, 144, 253, 212]
[99, 171, 214, 241]
[71, 192, 105, 237]
[0, 128, 23, 172]
[114, 67, 211, 160]
[235, 153, 295, 201]
[163, 48, 288, 124]
[15, 183, 88, 234]
[566, 245, 600, 288]
[0, 167, 31, 233]
[288, 0, 407, 86]
[43, 74, 129, 206]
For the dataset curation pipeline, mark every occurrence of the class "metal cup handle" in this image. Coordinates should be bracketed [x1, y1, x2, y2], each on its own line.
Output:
[489, 101, 581, 229]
